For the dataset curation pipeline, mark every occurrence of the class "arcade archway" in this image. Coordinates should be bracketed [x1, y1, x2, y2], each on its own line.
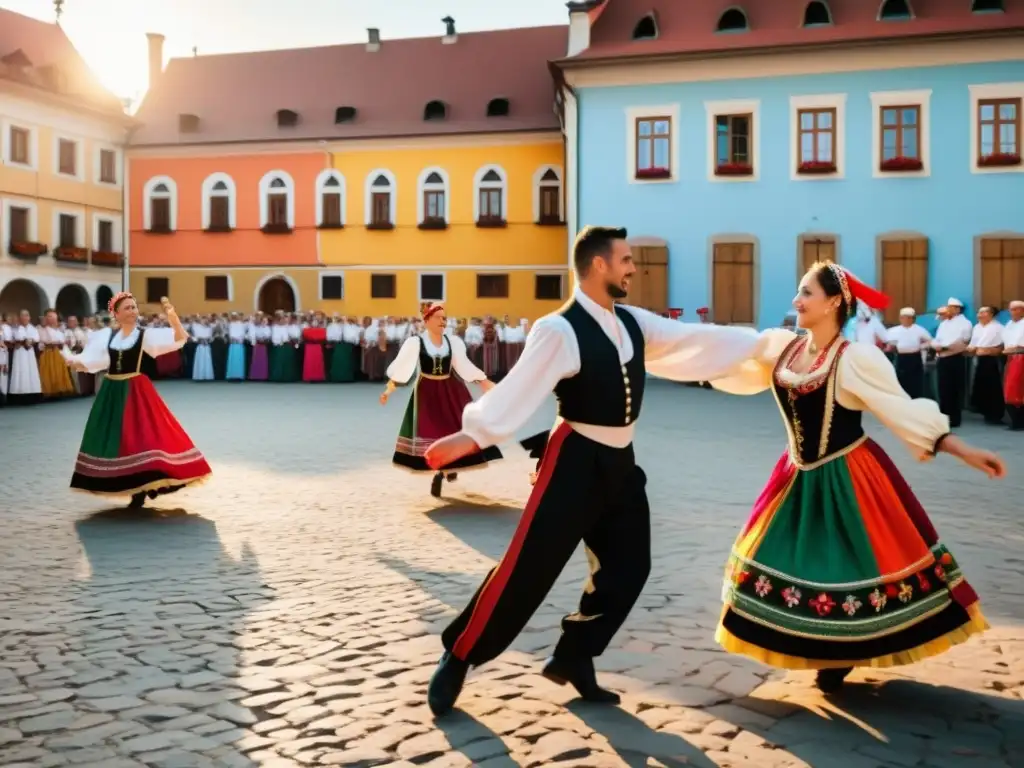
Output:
[55, 283, 91, 320]
[0, 278, 47, 319]
[96, 285, 114, 314]
[257, 276, 297, 313]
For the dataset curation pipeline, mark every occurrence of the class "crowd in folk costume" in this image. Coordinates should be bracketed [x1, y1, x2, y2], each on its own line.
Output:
[849, 298, 1024, 432]
[421, 227, 1003, 716]
[0, 310, 529, 404]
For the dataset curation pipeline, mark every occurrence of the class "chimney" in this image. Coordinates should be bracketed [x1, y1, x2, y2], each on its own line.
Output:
[566, 2, 592, 57]
[145, 32, 165, 89]
[366, 28, 380, 52]
[442, 16, 457, 44]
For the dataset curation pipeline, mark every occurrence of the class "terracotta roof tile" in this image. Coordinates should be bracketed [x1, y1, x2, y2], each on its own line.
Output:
[565, 0, 1024, 62]
[131, 24, 568, 147]
[0, 7, 124, 113]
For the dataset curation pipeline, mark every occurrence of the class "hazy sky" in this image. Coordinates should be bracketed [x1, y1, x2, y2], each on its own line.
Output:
[4, 0, 568, 103]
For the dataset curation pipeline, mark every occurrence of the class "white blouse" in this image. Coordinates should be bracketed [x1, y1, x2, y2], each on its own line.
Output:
[387, 333, 486, 385]
[191, 324, 212, 341]
[65, 327, 186, 374]
[713, 330, 950, 461]
[13, 325, 39, 345]
[228, 321, 246, 343]
[933, 315, 973, 348]
[970, 321, 1004, 348]
[39, 326, 68, 346]
[1003, 319, 1024, 348]
[886, 323, 932, 353]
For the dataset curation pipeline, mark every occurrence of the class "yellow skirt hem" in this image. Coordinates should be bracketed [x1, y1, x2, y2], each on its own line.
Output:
[714, 603, 989, 671]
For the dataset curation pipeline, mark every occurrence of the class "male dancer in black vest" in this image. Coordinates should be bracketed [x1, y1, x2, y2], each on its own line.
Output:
[422, 226, 768, 716]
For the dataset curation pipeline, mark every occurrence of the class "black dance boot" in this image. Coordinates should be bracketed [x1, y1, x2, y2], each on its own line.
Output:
[541, 655, 620, 704]
[430, 472, 443, 498]
[815, 667, 852, 693]
[427, 651, 469, 716]
[128, 493, 146, 509]
[445, 472, 458, 483]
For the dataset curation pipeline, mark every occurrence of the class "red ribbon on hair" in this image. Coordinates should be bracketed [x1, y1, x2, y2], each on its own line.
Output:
[423, 303, 444, 321]
[843, 270, 890, 310]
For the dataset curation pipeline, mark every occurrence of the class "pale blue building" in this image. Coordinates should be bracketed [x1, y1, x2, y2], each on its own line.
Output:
[555, 0, 1024, 327]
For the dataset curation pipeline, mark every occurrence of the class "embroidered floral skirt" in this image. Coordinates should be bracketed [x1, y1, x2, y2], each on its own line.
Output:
[716, 438, 987, 671]
[70, 374, 211, 498]
[393, 374, 502, 473]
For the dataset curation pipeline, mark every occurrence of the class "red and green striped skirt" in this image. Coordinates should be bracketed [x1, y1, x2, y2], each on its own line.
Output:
[70, 374, 211, 497]
[717, 438, 987, 671]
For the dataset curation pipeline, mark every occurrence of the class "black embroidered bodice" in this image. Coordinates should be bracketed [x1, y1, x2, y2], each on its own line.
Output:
[772, 337, 864, 467]
[554, 300, 646, 427]
[419, 334, 452, 377]
[108, 328, 146, 376]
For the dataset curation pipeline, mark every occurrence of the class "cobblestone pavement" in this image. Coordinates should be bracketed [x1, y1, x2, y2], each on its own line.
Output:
[1, 380, 1023, 768]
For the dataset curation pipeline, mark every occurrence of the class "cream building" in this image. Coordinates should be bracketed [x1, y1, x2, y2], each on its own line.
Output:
[0, 8, 132, 320]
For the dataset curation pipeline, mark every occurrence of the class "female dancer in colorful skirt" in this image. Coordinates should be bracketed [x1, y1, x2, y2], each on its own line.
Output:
[711, 262, 1004, 692]
[380, 303, 500, 497]
[64, 292, 212, 508]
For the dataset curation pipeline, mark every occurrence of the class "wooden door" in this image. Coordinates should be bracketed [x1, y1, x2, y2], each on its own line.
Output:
[259, 278, 296, 314]
[635, 246, 668, 313]
[980, 238, 1024, 309]
[712, 243, 754, 324]
[879, 238, 929, 323]
[801, 238, 836, 277]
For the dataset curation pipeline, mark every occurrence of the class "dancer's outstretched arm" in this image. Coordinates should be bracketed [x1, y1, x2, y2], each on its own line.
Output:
[380, 336, 421, 404]
[425, 317, 571, 468]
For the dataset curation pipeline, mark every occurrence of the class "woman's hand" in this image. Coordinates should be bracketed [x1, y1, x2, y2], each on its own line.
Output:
[939, 435, 1005, 479]
[479, 379, 495, 393]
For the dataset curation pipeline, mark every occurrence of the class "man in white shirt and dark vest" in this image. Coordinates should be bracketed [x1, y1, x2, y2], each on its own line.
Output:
[885, 307, 932, 398]
[420, 226, 773, 716]
[931, 297, 974, 427]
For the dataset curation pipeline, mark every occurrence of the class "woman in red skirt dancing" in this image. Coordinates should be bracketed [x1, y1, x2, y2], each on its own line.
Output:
[380, 303, 500, 497]
[65, 292, 212, 508]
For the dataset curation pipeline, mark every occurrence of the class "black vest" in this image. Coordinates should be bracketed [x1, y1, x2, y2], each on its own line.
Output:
[107, 328, 146, 376]
[418, 335, 452, 377]
[553, 301, 645, 427]
[773, 338, 865, 466]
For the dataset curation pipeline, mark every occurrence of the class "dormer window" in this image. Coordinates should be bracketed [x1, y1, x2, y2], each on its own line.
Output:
[632, 13, 658, 40]
[334, 106, 357, 123]
[717, 7, 749, 32]
[971, 0, 1002, 11]
[878, 0, 912, 19]
[178, 113, 200, 132]
[487, 98, 510, 117]
[276, 109, 299, 127]
[802, 1, 833, 26]
[424, 100, 447, 120]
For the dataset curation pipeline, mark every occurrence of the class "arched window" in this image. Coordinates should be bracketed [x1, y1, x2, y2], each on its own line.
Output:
[632, 14, 658, 39]
[716, 7, 749, 32]
[473, 165, 508, 226]
[258, 171, 295, 232]
[878, 0, 912, 19]
[201, 173, 236, 231]
[533, 166, 563, 225]
[315, 170, 346, 228]
[802, 1, 832, 25]
[417, 167, 450, 228]
[143, 176, 177, 232]
[364, 170, 396, 229]
[424, 100, 447, 120]
[486, 98, 510, 117]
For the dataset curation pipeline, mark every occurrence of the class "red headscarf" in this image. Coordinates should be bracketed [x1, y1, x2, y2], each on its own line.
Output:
[827, 264, 889, 310]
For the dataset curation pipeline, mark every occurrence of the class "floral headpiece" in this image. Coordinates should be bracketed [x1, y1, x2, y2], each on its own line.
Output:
[107, 291, 134, 314]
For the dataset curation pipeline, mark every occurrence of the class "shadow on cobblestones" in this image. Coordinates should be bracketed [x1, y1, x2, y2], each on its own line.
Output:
[424, 500, 523, 561]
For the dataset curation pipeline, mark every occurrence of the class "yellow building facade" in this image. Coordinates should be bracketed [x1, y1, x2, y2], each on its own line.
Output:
[316, 131, 568, 319]
[0, 72, 130, 319]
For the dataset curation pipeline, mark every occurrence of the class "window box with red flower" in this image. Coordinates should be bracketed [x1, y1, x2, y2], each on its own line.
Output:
[91, 250, 124, 268]
[797, 161, 837, 175]
[978, 152, 1022, 167]
[879, 156, 924, 172]
[714, 163, 753, 176]
[8, 241, 48, 260]
[53, 246, 88, 264]
[635, 167, 671, 180]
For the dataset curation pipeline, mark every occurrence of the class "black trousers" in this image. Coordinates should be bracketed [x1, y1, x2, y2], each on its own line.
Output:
[441, 422, 651, 667]
[937, 354, 966, 427]
[971, 356, 1005, 423]
[894, 353, 925, 399]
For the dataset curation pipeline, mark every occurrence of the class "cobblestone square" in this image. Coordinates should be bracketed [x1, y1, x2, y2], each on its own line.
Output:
[2, 380, 1022, 767]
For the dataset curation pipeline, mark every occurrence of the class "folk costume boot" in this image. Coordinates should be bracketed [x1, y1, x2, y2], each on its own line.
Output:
[128, 493, 146, 509]
[541, 655, 620, 704]
[430, 472, 444, 498]
[427, 651, 469, 716]
[815, 667, 853, 693]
